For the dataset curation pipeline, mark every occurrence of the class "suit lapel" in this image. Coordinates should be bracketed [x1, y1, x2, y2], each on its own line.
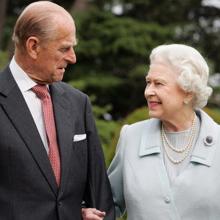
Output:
[0, 68, 58, 195]
[50, 83, 75, 192]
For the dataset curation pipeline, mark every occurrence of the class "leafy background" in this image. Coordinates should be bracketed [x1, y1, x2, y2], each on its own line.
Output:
[1, 0, 220, 219]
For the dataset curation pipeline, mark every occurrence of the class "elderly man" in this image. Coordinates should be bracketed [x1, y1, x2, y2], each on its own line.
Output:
[0, 1, 115, 220]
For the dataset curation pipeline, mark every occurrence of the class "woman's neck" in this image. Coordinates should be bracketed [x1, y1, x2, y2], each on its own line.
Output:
[162, 111, 196, 132]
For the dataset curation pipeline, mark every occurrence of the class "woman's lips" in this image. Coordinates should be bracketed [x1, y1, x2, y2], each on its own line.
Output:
[148, 101, 161, 109]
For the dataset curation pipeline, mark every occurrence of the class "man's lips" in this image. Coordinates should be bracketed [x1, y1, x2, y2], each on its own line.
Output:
[58, 67, 66, 73]
[58, 65, 67, 70]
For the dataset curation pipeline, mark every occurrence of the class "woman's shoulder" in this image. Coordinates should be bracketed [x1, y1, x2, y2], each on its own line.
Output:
[197, 109, 220, 129]
[122, 118, 160, 134]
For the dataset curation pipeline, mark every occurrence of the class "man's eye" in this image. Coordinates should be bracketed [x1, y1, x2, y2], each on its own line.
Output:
[60, 48, 69, 52]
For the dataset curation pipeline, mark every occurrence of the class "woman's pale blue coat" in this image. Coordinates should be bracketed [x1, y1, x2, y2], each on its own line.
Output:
[108, 110, 220, 220]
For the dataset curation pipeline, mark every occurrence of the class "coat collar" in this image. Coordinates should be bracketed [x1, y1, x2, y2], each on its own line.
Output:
[138, 109, 220, 167]
[191, 110, 219, 166]
[139, 118, 161, 157]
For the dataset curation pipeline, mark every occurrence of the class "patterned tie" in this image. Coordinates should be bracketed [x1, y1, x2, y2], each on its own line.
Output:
[32, 84, 61, 186]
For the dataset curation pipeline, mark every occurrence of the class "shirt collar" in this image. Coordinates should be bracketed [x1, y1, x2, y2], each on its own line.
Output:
[9, 56, 37, 92]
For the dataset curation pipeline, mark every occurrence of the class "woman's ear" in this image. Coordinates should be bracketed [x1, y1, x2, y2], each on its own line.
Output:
[25, 36, 40, 59]
[183, 92, 194, 105]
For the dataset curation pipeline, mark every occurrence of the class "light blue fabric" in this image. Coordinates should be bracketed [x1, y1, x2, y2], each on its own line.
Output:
[108, 109, 220, 220]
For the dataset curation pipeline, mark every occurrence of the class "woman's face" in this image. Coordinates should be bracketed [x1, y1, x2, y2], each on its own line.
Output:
[144, 61, 188, 121]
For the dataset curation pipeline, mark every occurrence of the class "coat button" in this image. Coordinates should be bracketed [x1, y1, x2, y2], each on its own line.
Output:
[204, 136, 213, 146]
[164, 196, 171, 203]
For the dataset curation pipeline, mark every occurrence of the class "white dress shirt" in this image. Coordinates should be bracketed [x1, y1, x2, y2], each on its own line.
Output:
[9, 57, 49, 153]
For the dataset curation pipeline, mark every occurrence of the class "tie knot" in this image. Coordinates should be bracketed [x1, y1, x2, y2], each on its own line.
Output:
[32, 84, 49, 99]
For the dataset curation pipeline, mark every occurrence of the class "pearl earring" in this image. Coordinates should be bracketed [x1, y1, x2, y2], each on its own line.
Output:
[183, 100, 188, 105]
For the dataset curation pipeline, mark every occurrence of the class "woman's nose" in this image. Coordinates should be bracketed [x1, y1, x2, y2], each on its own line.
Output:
[144, 84, 155, 98]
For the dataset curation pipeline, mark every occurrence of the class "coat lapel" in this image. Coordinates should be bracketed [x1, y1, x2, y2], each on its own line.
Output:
[191, 110, 220, 166]
[0, 68, 58, 195]
[139, 119, 161, 157]
[50, 83, 75, 192]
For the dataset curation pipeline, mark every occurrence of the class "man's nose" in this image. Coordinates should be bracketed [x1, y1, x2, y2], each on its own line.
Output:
[66, 48, 76, 64]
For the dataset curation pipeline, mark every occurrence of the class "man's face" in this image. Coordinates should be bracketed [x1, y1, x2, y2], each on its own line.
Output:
[31, 21, 77, 84]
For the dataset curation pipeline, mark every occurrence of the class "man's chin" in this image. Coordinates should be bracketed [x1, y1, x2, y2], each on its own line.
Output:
[50, 73, 64, 83]
[55, 75, 64, 82]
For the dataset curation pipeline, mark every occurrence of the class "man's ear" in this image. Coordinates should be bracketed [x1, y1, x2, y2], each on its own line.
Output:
[25, 36, 40, 59]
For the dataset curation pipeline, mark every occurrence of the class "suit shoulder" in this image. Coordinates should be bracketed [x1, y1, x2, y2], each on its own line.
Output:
[53, 82, 92, 111]
[57, 81, 88, 99]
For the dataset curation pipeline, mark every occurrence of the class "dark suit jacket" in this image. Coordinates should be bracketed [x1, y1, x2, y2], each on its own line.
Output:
[0, 66, 115, 220]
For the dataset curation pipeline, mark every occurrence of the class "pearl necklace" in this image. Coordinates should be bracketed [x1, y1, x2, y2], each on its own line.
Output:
[161, 114, 197, 164]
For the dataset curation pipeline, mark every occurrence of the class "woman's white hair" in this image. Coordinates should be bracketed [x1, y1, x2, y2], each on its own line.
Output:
[149, 44, 213, 109]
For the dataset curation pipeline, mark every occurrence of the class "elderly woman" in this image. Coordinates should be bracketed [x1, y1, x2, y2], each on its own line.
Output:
[82, 44, 220, 220]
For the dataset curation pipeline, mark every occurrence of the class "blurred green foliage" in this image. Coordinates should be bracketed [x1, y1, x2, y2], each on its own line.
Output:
[1, 1, 220, 219]
[2, 0, 220, 118]
[0, 51, 8, 70]
[65, 8, 174, 118]
[203, 107, 220, 123]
